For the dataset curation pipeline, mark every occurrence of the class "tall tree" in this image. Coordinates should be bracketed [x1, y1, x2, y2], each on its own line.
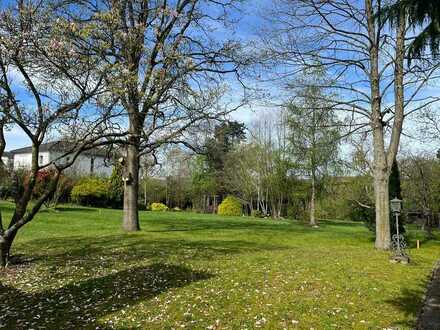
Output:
[205, 121, 246, 198]
[0, 0, 120, 266]
[244, 111, 291, 218]
[382, 0, 440, 59]
[286, 70, 341, 227]
[261, 0, 440, 249]
[400, 151, 440, 235]
[65, 0, 247, 231]
[388, 159, 405, 235]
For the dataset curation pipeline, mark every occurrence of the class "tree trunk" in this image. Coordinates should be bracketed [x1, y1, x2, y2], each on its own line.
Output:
[374, 172, 391, 249]
[0, 241, 7, 267]
[0, 236, 12, 267]
[143, 179, 147, 207]
[257, 188, 260, 212]
[310, 174, 317, 227]
[371, 5, 405, 251]
[123, 138, 140, 232]
[366, 0, 393, 250]
[213, 195, 217, 214]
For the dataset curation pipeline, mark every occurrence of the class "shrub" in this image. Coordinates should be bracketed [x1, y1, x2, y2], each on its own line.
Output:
[0, 171, 20, 200]
[71, 177, 109, 207]
[218, 196, 242, 216]
[347, 199, 375, 228]
[44, 174, 75, 208]
[31, 169, 60, 201]
[22, 169, 73, 207]
[251, 210, 264, 218]
[151, 202, 169, 212]
[55, 175, 75, 203]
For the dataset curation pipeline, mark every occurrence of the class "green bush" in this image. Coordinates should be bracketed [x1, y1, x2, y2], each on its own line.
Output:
[0, 170, 22, 200]
[218, 196, 242, 216]
[251, 209, 264, 218]
[71, 177, 109, 207]
[348, 199, 375, 228]
[151, 202, 169, 212]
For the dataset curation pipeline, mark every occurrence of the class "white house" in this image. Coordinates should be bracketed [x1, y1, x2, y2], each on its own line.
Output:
[1, 152, 12, 169]
[8, 142, 113, 176]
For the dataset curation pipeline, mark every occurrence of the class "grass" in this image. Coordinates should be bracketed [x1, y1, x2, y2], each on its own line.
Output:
[0, 202, 439, 329]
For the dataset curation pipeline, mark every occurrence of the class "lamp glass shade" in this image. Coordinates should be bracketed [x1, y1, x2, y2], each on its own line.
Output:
[390, 197, 402, 213]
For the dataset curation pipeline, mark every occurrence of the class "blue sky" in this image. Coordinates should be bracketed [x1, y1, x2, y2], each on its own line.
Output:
[3, 0, 440, 156]
[4, 0, 270, 151]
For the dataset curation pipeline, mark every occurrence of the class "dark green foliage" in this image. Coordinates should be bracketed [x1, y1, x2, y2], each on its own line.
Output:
[389, 160, 402, 202]
[349, 199, 376, 230]
[107, 163, 124, 208]
[389, 159, 405, 235]
[287, 180, 310, 220]
[287, 199, 308, 220]
[204, 121, 246, 196]
[165, 176, 192, 209]
[381, 0, 440, 60]
[0, 172, 19, 200]
[251, 209, 264, 218]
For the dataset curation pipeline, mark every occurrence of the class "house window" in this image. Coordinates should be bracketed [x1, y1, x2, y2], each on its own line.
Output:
[90, 157, 94, 174]
[39, 155, 43, 164]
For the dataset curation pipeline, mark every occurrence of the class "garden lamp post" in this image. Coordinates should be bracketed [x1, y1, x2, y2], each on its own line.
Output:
[390, 197, 409, 263]
[390, 197, 402, 248]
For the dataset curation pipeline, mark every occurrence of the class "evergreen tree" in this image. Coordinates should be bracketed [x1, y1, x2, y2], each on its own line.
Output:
[381, 0, 440, 60]
[205, 121, 246, 198]
[389, 159, 405, 235]
[108, 163, 124, 208]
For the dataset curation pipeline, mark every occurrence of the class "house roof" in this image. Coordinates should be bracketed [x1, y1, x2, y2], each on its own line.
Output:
[2, 151, 12, 158]
[9, 141, 109, 157]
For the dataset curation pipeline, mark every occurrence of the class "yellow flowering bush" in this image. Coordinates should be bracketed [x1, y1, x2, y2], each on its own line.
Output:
[151, 202, 169, 212]
[218, 196, 242, 216]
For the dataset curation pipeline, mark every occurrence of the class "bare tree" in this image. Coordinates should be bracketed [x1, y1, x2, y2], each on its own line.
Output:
[61, 0, 248, 231]
[241, 110, 291, 218]
[260, 0, 440, 249]
[400, 151, 440, 235]
[0, 0, 123, 267]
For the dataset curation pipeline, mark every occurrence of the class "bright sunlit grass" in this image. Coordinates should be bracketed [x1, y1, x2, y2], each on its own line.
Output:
[0, 202, 439, 329]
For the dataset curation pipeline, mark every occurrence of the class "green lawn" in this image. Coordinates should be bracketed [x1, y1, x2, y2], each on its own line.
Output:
[0, 203, 439, 329]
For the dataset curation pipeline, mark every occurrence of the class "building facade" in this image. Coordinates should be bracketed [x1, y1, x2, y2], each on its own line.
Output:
[8, 142, 112, 176]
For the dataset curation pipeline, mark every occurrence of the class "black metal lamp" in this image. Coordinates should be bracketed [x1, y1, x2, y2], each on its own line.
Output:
[390, 197, 402, 214]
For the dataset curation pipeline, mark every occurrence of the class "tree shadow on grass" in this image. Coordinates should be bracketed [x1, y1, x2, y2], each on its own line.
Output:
[38, 206, 99, 213]
[317, 219, 366, 227]
[385, 281, 428, 329]
[54, 206, 99, 213]
[140, 217, 366, 236]
[0, 263, 211, 329]
[20, 235, 292, 268]
[143, 219, 302, 233]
